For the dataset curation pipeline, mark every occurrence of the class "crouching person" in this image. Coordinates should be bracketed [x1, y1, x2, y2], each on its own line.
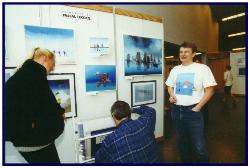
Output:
[95, 100, 160, 164]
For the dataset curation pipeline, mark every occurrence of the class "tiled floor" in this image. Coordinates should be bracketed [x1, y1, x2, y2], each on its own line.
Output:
[160, 93, 246, 164]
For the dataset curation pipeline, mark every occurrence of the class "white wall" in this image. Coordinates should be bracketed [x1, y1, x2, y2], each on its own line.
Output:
[115, 15, 164, 138]
[4, 5, 164, 163]
[5, 5, 117, 163]
[113, 5, 219, 52]
[5, 5, 41, 67]
[230, 52, 246, 95]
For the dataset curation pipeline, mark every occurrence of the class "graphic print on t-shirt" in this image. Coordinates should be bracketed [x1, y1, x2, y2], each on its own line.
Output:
[175, 73, 194, 96]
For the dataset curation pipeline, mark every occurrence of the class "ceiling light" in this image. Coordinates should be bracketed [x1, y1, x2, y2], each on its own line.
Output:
[232, 47, 245, 51]
[228, 32, 245, 37]
[164, 56, 174, 59]
[195, 52, 202, 55]
[222, 12, 245, 21]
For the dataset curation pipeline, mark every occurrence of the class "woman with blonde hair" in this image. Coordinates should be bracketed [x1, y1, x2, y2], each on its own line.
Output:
[5, 47, 65, 164]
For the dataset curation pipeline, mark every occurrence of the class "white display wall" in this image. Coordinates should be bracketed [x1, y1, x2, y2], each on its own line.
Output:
[5, 5, 41, 67]
[4, 5, 164, 163]
[115, 14, 164, 138]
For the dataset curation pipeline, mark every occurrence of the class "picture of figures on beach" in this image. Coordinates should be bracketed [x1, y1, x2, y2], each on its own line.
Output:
[89, 37, 109, 56]
[131, 80, 156, 107]
[123, 35, 162, 76]
[25, 25, 75, 64]
[47, 73, 77, 118]
[85, 65, 116, 92]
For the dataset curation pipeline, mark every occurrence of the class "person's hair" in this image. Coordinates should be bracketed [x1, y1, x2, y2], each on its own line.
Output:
[226, 65, 231, 71]
[15, 47, 55, 73]
[193, 57, 200, 63]
[180, 41, 197, 53]
[111, 101, 131, 120]
[29, 47, 55, 61]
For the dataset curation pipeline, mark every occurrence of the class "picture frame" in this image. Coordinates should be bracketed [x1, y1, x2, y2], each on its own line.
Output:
[131, 80, 156, 107]
[89, 37, 110, 57]
[5, 67, 16, 82]
[85, 65, 116, 92]
[24, 25, 76, 65]
[47, 73, 77, 118]
[238, 66, 245, 76]
[123, 35, 163, 76]
[237, 57, 245, 66]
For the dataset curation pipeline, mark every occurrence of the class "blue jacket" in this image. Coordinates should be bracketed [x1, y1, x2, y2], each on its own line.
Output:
[95, 105, 160, 164]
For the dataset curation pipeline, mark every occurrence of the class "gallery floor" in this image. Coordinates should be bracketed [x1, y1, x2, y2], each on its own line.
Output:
[160, 93, 246, 164]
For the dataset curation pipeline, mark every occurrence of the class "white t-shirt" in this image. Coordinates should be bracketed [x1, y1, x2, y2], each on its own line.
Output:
[224, 70, 233, 86]
[165, 63, 217, 106]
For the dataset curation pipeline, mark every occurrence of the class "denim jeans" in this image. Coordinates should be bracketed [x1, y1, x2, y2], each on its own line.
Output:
[171, 104, 208, 163]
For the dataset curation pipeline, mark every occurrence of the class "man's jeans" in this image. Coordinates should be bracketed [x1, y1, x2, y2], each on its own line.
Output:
[171, 104, 208, 163]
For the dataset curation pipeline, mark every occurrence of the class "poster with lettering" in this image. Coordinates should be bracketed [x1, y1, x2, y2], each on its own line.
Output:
[61, 10, 91, 21]
[49, 5, 94, 24]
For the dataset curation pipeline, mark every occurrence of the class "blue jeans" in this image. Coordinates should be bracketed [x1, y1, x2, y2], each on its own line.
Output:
[171, 104, 208, 163]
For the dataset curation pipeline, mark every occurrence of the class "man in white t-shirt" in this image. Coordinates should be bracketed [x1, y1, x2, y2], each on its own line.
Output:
[223, 65, 237, 105]
[165, 41, 217, 163]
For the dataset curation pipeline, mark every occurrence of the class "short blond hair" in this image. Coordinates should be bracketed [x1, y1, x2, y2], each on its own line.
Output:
[15, 47, 55, 74]
[30, 47, 55, 60]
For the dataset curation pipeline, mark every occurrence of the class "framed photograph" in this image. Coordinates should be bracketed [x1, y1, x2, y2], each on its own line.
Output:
[89, 37, 110, 57]
[47, 73, 77, 118]
[85, 65, 116, 92]
[123, 35, 162, 76]
[24, 25, 75, 64]
[237, 57, 245, 66]
[131, 80, 156, 107]
[5, 67, 16, 82]
[238, 67, 245, 76]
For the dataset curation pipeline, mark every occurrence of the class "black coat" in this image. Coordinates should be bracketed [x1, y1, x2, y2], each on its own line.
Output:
[5, 59, 65, 146]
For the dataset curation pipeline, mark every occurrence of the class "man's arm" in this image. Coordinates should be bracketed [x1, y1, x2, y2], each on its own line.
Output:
[192, 86, 214, 112]
[132, 105, 155, 117]
[167, 86, 177, 103]
[133, 106, 156, 132]
[95, 142, 111, 163]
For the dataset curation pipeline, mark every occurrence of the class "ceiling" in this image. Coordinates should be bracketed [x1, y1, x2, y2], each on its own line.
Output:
[210, 4, 246, 51]
[165, 4, 246, 57]
[210, 4, 246, 21]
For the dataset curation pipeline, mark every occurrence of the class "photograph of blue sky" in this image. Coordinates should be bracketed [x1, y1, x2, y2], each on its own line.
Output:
[48, 79, 71, 113]
[85, 65, 116, 92]
[124, 35, 162, 76]
[25, 25, 74, 62]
